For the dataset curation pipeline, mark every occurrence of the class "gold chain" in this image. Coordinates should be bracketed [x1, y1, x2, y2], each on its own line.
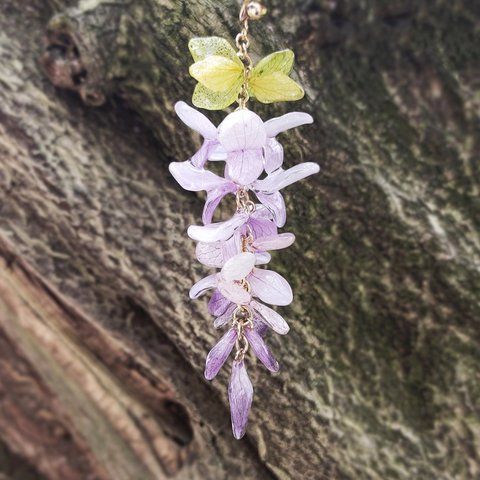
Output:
[235, 1, 267, 109]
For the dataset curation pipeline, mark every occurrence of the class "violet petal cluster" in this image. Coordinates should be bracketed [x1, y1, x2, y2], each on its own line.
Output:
[169, 101, 319, 439]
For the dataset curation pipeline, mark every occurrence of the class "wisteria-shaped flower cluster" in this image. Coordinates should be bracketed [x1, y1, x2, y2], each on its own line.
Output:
[169, 101, 319, 439]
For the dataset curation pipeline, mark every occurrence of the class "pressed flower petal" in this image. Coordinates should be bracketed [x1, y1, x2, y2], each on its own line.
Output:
[217, 277, 251, 304]
[228, 360, 254, 439]
[254, 252, 271, 265]
[254, 162, 320, 193]
[264, 138, 284, 174]
[247, 207, 277, 239]
[218, 110, 267, 151]
[264, 112, 314, 138]
[188, 213, 249, 243]
[253, 314, 269, 337]
[249, 269, 293, 306]
[251, 300, 290, 335]
[253, 233, 295, 251]
[204, 328, 237, 380]
[222, 252, 256, 281]
[191, 138, 219, 168]
[214, 303, 236, 328]
[208, 144, 228, 161]
[225, 149, 265, 185]
[202, 183, 237, 224]
[169, 161, 229, 191]
[255, 190, 287, 228]
[189, 273, 218, 299]
[244, 328, 279, 372]
[175, 101, 217, 139]
[208, 290, 231, 316]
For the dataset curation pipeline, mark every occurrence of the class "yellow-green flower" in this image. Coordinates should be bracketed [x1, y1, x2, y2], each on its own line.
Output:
[188, 37, 305, 110]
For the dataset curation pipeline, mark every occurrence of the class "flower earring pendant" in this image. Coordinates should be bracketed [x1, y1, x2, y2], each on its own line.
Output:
[169, 1, 320, 439]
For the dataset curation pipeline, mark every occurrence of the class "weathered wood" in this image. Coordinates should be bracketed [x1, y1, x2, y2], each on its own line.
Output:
[0, 0, 479, 479]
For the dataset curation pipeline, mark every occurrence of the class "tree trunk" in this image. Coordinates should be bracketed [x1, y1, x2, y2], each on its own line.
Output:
[0, 0, 478, 479]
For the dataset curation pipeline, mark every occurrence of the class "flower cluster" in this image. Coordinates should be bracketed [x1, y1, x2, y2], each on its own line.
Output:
[169, 101, 319, 439]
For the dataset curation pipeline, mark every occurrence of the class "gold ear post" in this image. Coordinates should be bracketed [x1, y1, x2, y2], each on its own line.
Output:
[246, 1, 267, 21]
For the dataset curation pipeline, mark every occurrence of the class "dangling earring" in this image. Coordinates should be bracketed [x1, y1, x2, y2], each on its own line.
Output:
[169, 0, 320, 439]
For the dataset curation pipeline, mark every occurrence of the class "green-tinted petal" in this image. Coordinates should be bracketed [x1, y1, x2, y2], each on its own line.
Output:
[189, 56, 243, 92]
[192, 81, 242, 110]
[249, 72, 304, 103]
[251, 50, 295, 79]
[189, 37, 242, 65]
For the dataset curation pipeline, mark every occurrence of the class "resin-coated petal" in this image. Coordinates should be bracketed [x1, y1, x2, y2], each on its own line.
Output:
[204, 328, 237, 380]
[264, 138, 284, 174]
[264, 112, 314, 138]
[217, 278, 251, 305]
[255, 191, 287, 228]
[255, 252, 271, 265]
[244, 328, 279, 372]
[196, 235, 240, 268]
[246, 207, 277, 239]
[253, 315, 269, 337]
[208, 290, 231, 316]
[214, 303, 236, 329]
[218, 109, 267, 151]
[175, 101, 217, 139]
[249, 269, 293, 306]
[222, 252, 256, 282]
[251, 300, 290, 335]
[253, 233, 295, 251]
[169, 161, 228, 192]
[229, 360, 254, 440]
[189, 273, 218, 299]
[254, 162, 320, 192]
[191, 139, 219, 168]
[208, 144, 228, 161]
[188, 213, 249, 243]
[225, 149, 264, 186]
[202, 183, 237, 224]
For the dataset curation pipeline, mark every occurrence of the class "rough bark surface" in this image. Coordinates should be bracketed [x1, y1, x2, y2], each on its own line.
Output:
[0, 0, 479, 479]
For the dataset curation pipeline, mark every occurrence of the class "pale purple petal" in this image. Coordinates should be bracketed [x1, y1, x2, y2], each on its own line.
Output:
[196, 235, 241, 268]
[214, 303, 236, 328]
[208, 291, 231, 316]
[175, 101, 217, 139]
[188, 213, 249, 243]
[225, 149, 264, 185]
[254, 252, 271, 265]
[189, 273, 218, 299]
[244, 328, 279, 372]
[217, 277, 251, 304]
[222, 252, 256, 281]
[248, 269, 293, 306]
[255, 191, 287, 228]
[253, 233, 295, 252]
[218, 110, 267, 151]
[246, 207, 277, 239]
[253, 315, 269, 337]
[254, 162, 320, 192]
[204, 329, 237, 380]
[229, 360, 254, 439]
[208, 144, 228, 161]
[202, 183, 237, 224]
[192, 139, 221, 168]
[264, 138, 284, 174]
[169, 161, 229, 191]
[251, 300, 290, 335]
[264, 112, 314, 138]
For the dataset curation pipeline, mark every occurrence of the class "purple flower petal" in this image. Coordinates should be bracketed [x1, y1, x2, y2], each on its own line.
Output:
[264, 138, 284, 174]
[214, 303, 236, 328]
[188, 213, 249, 243]
[205, 329, 237, 380]
[191, 139, 219, 168]
[244, 328, 279, 372]
[264, 112, 314, 138]
[217, 277, 251, 304]
[202, 183, 237, 224]
[254, 252, 271, 265]
[228, 360, 254, 439]
[208, 143, 227, 161]
[253, 233, 295, 252]
[208, 291, 231, 316]
[246, 207, 277, 239]
[196, 235, 241, 268]
[253, 315, 269, 337]
[189, 273, 218, 299]
[175, 101, 217, 139]
[255, 191, 287, 228]
[225, 149, 264, 185]
[251, 300, 290, 335]
[254, 162, 320, 193]
[169, 161, 228, 191]
[221, 252, 256, 282]
[248, 269, 293, 306]
[218, 110, 267, 151]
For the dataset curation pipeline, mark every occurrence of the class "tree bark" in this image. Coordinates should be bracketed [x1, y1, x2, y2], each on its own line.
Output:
[0, 0, 479, 479]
